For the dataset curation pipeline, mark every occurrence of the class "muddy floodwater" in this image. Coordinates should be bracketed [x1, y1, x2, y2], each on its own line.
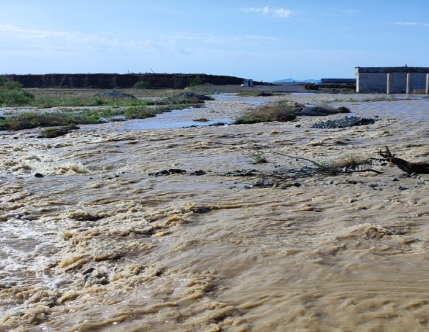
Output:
[2, 93, 429, 331]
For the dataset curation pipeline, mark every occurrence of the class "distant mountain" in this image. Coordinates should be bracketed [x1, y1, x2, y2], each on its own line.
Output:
[273, 78, 295, 83]
[302, 79, 321, 83]
[273, 78, 321, 84]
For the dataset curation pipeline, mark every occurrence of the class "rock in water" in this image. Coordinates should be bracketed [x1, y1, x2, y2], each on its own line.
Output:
[297, 107, 339, 116]
[311, 116, 375, 129]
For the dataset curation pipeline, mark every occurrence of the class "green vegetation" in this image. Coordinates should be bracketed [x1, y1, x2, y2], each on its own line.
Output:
[317, 160, 334, 169]
[235, 101, 299, 124]
[234, 100, 353, 125]
[0, 103, 195, 131]
[30, 92, 206, 109]
[133, 80, 151, 89]
[0, 105, 177, 131]
[40, 125, 80, 138]
[32, 95, 148, 108]
[0, 78, 35, 106]
[0, 84, 205, 131]
[252, 153, 268, 164]
[188, 77, 203, 87]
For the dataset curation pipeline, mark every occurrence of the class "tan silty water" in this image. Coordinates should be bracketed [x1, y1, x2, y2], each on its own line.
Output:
[1, 94, 429, 331]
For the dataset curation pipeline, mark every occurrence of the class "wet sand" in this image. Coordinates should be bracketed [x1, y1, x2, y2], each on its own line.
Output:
[1, 93, 429, 331]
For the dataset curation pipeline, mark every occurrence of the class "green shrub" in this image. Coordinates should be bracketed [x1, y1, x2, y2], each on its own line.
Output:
[0, 78, 35, 106]
[189, 77, 203, 87]
[134, 80, 151, 89]
[0, 88, 35, 106]
[0, 76, 8, 86]
[2, 81, 23, 90]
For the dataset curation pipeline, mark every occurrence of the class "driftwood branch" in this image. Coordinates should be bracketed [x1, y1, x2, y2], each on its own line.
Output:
[272, 151, 382, 174]
[379, 146, 429, 174]
[272, 152, 325, 168]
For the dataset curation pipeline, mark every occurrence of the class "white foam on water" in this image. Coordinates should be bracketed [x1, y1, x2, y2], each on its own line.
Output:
[1, 93, 429, 330]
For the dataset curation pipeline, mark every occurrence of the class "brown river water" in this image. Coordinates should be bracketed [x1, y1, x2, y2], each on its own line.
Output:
[1, 93, 429, 331]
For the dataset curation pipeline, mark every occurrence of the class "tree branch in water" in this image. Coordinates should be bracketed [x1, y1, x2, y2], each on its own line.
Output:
[379, 146, 429, 174]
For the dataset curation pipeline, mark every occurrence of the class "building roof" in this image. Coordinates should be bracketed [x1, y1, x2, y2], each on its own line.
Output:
[355, 66, 429, 73]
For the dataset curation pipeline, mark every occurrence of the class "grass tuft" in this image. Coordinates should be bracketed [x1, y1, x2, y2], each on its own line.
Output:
[332, 153, 372, 169]
[252, 153, 268, 164]
[40, 125, 80, 138]
[235, 102, 300, 124]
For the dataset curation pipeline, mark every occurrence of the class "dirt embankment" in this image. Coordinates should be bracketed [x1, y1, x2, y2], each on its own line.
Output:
[6, 73, 246, 89]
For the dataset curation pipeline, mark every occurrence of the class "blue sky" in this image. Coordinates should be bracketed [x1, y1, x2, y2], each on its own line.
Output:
[1, 1, 429, 81]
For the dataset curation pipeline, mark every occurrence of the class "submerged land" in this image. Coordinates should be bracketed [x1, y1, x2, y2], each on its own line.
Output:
[1, 81, 429, 331]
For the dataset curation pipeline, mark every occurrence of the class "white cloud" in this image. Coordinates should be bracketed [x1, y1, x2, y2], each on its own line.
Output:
[0, 24, 77, 40]
[333, 9, 357, 15]
[0, 24, 156, 54]
[0, 24, 282, 59]
[169, 32, 279, 45]
[244, 7, 293, 18]
[395, 21, 429, 26]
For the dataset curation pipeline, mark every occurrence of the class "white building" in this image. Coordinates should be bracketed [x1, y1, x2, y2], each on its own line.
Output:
[241, 79, 253, 87]
[355, 66, 429, 94]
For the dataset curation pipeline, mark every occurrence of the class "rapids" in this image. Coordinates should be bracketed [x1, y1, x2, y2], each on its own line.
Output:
[1, 93, 429, 331]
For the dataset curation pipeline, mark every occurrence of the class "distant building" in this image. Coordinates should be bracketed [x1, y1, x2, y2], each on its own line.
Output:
[355, 66, 429, 94]
[241, 79, 253, 87]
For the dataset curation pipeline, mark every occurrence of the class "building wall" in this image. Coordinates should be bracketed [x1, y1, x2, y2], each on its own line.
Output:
[355, 67, 429, 93]
[6, 73, 245, 89]
[357, 72, 388, 92]
[411, 73, 427, 90]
